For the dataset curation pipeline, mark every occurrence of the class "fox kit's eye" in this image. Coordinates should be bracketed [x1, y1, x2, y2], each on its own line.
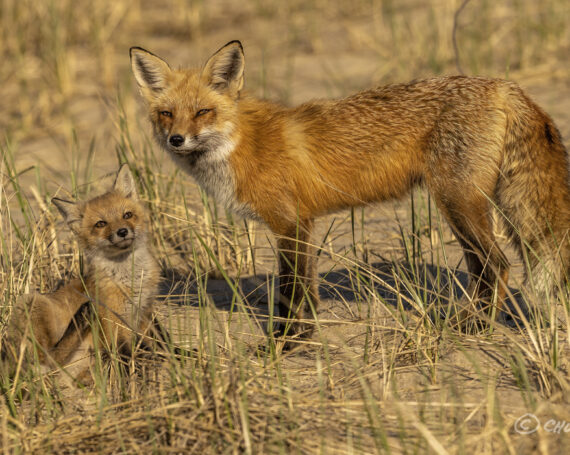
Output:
[123, 211, 133, 220]
[195, 108, 212, 117]
[95, 220, 107, 228]
[160, 111, 172, 118]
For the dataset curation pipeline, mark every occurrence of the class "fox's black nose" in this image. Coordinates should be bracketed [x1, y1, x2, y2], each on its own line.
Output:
[117, 228, 129, 238]
[169, 135, 184, 147]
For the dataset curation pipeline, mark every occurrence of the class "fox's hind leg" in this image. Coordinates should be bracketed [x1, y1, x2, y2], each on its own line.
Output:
[426, 103, 511, 324]
[431, 188, 510, 325]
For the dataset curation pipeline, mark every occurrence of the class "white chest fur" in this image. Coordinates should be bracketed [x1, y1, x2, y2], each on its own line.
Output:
[90, 246, 158, 328]
[169, 139, 259, 220]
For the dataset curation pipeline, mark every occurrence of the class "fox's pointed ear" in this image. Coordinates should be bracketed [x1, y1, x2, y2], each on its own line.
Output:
[130, 47, 171, 94]
[113, 164, 139, 200]
[52, 198, 82, 233]
[203, 40, 244, 97]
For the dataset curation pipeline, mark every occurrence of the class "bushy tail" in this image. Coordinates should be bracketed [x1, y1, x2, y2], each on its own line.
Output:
[0, 295, 35, 376]
[496, 83, 570, 296]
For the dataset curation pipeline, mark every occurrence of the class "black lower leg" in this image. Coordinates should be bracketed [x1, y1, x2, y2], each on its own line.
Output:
[275, 222, 318, 339]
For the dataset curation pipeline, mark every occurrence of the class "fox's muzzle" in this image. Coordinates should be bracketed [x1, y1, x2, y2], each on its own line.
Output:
[109, 228, 135, 249]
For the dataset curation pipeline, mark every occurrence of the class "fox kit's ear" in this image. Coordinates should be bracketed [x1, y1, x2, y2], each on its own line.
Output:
[203, 40, 244, 97]
[130, 47, 171, 94]
[113, 164, 139, 200]
[52, 198, 82, 233]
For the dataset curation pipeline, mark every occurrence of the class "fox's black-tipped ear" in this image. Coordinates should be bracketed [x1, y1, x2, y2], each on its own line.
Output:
[52, 198, 82, 233]
[130, 47, 172, 94]
[203, 40, 244, 96]
[113, 164, 139, 200]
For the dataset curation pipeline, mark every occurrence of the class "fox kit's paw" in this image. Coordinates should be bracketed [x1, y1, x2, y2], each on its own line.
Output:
[72, 367, 95, 388]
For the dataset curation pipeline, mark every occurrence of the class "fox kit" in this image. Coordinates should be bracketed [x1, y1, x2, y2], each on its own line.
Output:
[130, 41, 570, 339]
[1, 165, 167, 380]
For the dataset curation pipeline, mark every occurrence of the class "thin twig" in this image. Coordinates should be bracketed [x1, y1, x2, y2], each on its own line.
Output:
[453, 0, 471, 75]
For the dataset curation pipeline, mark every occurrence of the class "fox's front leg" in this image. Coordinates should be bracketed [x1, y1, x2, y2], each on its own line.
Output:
[275, 218, 319, 340]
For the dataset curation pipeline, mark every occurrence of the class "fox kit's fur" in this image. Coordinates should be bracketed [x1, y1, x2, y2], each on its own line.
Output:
[130, 41, 570, 339]
[1, 165, 167, 380]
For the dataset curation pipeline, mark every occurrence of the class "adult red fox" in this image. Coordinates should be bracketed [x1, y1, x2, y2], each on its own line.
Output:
[130, 40, 570, 340]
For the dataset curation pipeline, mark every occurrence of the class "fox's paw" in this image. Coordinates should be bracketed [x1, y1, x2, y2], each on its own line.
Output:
[270, 319, 315, 351]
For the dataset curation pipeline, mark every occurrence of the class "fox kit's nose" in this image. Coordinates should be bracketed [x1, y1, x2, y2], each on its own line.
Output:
[117, 228, 129, 238]
[169, 135, 184, 147]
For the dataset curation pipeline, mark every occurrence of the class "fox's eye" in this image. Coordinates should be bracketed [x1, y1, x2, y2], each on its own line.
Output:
[160, 111, 172, 118]
[95, 220, 107, 228]
[195, 108, 212, 117]
[123, 211, 133, 220]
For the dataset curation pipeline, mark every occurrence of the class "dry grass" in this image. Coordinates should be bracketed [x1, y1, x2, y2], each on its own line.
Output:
[1, 0, 570, 453]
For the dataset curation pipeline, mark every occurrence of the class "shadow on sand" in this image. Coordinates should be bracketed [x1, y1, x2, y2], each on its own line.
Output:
[160, 260, 528, 331]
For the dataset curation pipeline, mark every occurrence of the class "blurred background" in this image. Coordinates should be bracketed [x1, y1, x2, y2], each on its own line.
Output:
[1, 0, 568, 190]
